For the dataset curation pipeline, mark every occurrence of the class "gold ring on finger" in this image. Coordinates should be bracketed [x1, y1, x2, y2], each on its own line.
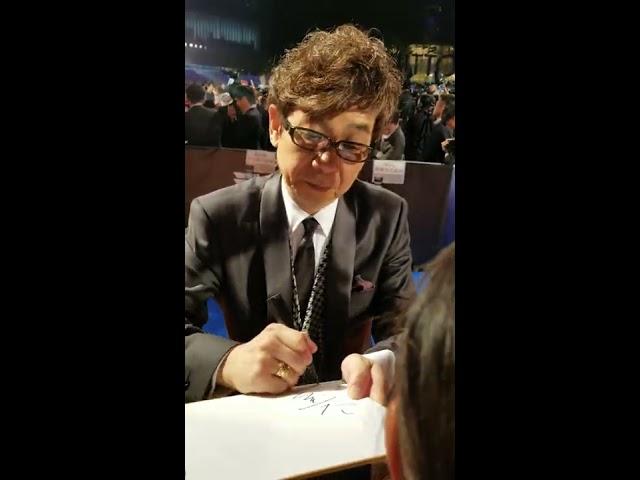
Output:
[274, 362, 291, 379]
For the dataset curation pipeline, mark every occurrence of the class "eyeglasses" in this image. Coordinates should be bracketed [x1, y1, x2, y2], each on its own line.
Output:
[283, 118, 373, 164]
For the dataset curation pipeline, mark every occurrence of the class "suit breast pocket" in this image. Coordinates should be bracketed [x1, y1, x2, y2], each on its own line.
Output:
[349, 289, 376, 318]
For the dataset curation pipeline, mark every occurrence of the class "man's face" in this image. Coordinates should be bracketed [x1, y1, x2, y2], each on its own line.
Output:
[446, 115, 455, 130]
[433, 98, 445, 120]
[235, 96, 250, 113]
[382, 121, 398, 137]
[269, 106, 378, 214]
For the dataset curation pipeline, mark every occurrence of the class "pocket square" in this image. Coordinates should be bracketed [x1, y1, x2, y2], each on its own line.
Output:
[352, 274, 375, 292]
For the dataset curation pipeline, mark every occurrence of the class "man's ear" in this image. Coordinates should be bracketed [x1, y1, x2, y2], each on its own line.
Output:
[268, 104, 282, 147]
[385, 397, 403, 480]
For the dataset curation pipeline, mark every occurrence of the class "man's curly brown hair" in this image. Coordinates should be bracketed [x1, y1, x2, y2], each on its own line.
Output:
[268, 24, 402, 142]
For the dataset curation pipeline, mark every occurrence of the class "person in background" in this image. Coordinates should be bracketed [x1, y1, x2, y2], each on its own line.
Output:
[421, 98, 454, 163]
[185, 83, 221, 147]
[256, 91, 274, 151]
[375, 110, 405, 160]
[440, 103, 456, 165]
[431, 93, 455, 127]
[404, 93, 435, 160]
[204, 83, 216, 106]
[398, 84, 415, 134]
[217, 93, 238, 148]
[229, 84, 263, 150]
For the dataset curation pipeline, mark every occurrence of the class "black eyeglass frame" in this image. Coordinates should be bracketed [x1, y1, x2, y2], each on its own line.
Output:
[282, 117, 374, 164]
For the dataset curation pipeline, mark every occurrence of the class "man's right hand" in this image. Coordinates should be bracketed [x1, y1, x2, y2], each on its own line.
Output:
[219, 323, 317, 394]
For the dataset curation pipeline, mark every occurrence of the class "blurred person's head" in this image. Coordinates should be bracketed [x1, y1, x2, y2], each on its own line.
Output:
[433, 93, 455, 121]
[419, 94, 436, 112]
[186, 83, 206, 106]
[442, 102, 455, 130]
[231, 85, 256, 114]
[382, 110, 401, 137]
[385, 243, 455, 480]
[267, 24, 402, 214]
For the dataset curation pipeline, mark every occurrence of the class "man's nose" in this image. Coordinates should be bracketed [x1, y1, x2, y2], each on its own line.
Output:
[312, 148, 340, 173]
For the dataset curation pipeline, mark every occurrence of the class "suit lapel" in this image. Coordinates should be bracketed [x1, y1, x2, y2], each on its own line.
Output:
[324, 191, 356, 372]
[260, 172, 295, 327]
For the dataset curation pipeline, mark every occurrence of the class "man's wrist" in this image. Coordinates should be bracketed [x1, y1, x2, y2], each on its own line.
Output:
[217, 344, 240, 390]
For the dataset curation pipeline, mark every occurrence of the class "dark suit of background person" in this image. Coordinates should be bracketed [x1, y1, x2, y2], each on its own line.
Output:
[421, 95, 455, 163]
[375, 126, 406, 160]
[257, 102, 275, 151]
[185, 172, 416, 402]
[185, 105, 222, 147]
[215, 93, 238, 149]
[420, 121, 451, 163]
[185, 83, 222, 147]
[229, 85, 263, 150]
[234, 105, 263, 150]
[398, 88, 415, 133]
[404, 95, 435, 160]
[218, 106, 237, 148]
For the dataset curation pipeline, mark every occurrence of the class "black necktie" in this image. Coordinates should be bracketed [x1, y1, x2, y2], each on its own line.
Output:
[295, 217, 318, 317]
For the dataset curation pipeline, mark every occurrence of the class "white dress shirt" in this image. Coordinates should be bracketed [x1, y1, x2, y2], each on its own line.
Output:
[280, 176, 338, 270]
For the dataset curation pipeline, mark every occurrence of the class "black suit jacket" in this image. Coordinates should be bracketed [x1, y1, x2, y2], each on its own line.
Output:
[185, 105, 222, 147]
[376, 127, 406, 160]
[421, 122, 453, 164]
[257, 105, 274, 151]
[232, 106, 262, 150]
[185, 172, 416, 402]
[405, 110, 431, 160]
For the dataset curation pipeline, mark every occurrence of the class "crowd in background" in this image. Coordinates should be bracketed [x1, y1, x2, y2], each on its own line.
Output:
[185, 77, 454, 165]
[185, 81, 273, 152]
[397, 80, 455, 164]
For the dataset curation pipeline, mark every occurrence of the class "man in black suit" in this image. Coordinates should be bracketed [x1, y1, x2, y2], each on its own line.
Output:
[440, 103, 456, 165]
[375, 111, 406, 160]
[256, 92, 274, 151]
[229, 84, 263, 150]
[404, 93, 435, 160]
[217, 92, 239, 148]
[185, 83, 222, 147]
[421, 100, 455, 164]
[431, 93, 455, 128]
[185, 25, 415, 403]
[398, 85, 415, 134]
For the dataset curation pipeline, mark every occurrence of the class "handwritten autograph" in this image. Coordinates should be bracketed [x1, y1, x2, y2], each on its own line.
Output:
[292, 392, 356, 415]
